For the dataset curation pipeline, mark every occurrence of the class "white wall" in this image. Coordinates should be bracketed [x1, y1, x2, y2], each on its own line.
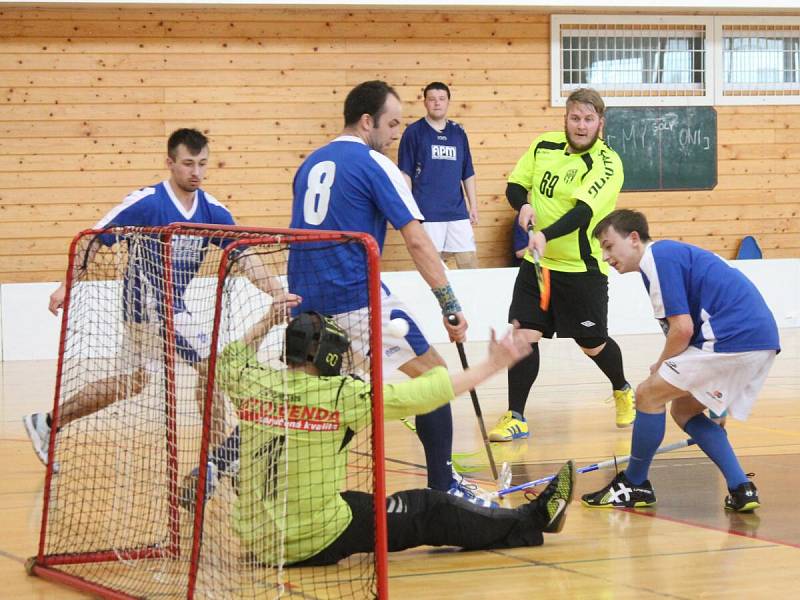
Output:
[2, 259, 798, 362]
[384, 259, 800, 343]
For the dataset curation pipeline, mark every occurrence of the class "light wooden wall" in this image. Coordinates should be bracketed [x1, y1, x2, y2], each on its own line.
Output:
[1, 6, 799, 283]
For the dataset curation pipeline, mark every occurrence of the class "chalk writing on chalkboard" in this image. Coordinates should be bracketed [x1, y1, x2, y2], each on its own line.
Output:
[604, 107, 717, 191]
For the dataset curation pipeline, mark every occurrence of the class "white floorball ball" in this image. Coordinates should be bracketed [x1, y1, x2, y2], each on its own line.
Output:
[387, 318, 410, 338]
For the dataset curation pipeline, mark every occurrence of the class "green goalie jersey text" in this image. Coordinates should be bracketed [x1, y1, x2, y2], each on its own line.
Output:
[216, 341, 455, 564]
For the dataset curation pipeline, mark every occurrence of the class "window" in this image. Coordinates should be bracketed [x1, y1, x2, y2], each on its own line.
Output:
[552, 15, 800, 106]
[717, 19, 800, 103]
[553, 16, 713, 106]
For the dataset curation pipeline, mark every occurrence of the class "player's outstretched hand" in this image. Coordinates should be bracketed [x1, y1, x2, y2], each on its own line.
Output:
[48, 282, 67, 316]
[444, 311, 468, 343]
[488, 321, 533, 370]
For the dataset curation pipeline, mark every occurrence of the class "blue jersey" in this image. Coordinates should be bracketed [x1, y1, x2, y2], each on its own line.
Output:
[513, 222, 528, 254]
[95, 180, 235, 318]
[288, 136, 423, 314]
[397, 118, 475, 222]
[640, 240, 780, 353]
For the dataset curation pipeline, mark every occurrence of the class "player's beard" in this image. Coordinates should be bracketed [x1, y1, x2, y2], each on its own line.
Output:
[367, 133, 391, 156]
[176, 178, 201, 193]
[565, 129, 600, 153]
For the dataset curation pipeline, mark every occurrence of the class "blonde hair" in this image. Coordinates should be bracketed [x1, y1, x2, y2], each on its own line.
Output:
[566, 88, 605, 117]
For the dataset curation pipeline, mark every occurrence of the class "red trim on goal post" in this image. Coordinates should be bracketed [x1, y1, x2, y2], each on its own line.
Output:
[160, 228, 182, 558]
[29, 563, 142, 600]
[33, 225, 389, 599]
[35, 229, 86, 564]
[33, 228, 176, 599]
[362, 232, 389, 600]
[184, 228, 239, 600]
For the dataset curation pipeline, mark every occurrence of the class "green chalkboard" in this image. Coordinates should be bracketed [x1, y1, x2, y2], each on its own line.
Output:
[604, 107, 717, 191]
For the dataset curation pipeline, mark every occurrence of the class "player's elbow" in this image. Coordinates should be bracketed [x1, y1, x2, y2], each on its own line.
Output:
[670, 315, 695, 344]
[399, 221, 428, 254]
[506, 183, 529, 211]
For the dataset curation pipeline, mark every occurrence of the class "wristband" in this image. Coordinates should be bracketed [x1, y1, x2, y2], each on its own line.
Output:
[432, 283, 462, 315]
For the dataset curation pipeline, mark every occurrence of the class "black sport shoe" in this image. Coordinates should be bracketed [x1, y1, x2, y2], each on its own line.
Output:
[581, 471, 656, 508]
[724, 481, 760, 512]
[531, 460, 575, 533]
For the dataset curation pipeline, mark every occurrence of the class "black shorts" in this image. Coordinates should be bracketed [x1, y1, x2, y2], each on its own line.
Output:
[508, 260, 609, 339]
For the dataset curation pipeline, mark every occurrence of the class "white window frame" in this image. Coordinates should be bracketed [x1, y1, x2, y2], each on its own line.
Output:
[551, 14, 715, 107]
[714, 15, 800, 105]
[552, 14, 800, 106]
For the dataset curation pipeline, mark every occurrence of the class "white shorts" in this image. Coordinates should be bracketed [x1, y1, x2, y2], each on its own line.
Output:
[118, 311, 210, 372]
[423, 219, 476, 253]
[332, 285, 431, 376]
[657, 346, 777, 421]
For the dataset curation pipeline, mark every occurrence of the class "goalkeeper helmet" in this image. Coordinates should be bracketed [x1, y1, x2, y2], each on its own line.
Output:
[285, 311, 350, 376]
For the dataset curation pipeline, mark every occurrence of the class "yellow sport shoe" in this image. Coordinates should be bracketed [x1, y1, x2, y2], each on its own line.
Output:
[488, 411, 529, 442]
[613, 386, 635, 428]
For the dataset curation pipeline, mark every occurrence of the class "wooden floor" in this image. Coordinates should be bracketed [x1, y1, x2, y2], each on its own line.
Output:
[2, 329, 799, 599]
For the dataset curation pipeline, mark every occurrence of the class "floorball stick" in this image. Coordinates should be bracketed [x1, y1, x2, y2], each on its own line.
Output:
[526, 224, 550, 310]
[495, 438, 697, 498]
[447, 314, 499, 481]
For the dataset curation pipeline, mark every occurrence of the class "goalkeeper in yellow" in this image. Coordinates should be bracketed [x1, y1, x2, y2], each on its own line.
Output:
[489, 87, 635, 442]
[214, 306, 575, 566]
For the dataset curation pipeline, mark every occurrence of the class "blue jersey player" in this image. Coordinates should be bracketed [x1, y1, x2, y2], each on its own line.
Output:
[24, 129, 289, 478]
[398, 82, 479, 269]
[583, 209, 780, 512]
[288, 81, 485, 501]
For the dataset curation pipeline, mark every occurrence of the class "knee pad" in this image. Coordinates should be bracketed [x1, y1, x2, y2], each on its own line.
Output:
[575, 336, 606, 350]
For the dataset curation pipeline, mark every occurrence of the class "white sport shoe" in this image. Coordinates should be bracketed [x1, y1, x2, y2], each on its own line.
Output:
[447, 471, 498, 508]
[179, 461, 220, 511]
[23, 412, 51, 467]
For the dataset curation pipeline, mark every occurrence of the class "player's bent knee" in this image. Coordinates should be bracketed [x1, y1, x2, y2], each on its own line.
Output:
[633, 380, 661, 413]
[575, 337, 606, 353]
[669, 396, 706, 428]
[669, 403, 687, 427]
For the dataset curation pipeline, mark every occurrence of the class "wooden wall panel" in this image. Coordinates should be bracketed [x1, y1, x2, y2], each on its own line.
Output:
[0, 6, 798, 283]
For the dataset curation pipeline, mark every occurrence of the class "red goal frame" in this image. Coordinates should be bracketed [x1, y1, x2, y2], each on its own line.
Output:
[28, 223, 389, 599]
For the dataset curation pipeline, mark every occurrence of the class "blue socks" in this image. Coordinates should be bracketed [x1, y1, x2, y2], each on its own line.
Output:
[625, 411, 666, 485]
[415, 403, 454, 490]
[683, 414, 748, 490]
[625, 411, 748, 490]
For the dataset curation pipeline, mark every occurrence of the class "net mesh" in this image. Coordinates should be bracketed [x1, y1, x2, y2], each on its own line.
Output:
[37, 224, 384, 599]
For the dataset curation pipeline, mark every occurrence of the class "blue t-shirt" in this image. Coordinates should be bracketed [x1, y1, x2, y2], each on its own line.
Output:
[95, 180, 235, 317]
[288, 136, 423, 314]
[397, 118, 475, 222]
[640, 240, 780, 353]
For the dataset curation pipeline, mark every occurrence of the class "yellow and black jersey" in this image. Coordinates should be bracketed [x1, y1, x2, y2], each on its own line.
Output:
[508, 131, 624, 274]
